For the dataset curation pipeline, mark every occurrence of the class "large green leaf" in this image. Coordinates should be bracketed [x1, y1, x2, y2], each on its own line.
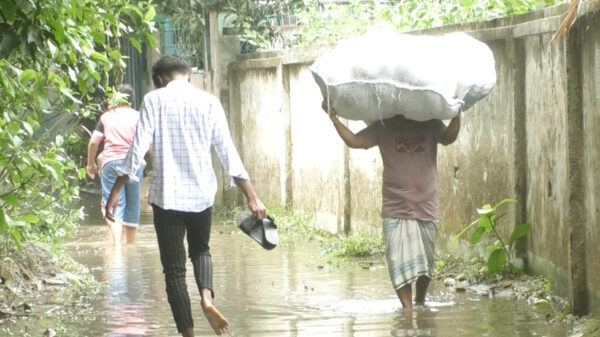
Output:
[49, 19, 65, 45]
[461, 0, 475, 8]
[487, 248, 507, 274]
[91, 51, 109, 65]
[509, 223, 531, 247]
[469, 226, 486, 245]
[90, 31, 106, 45]
[144, 6, 156, 21]
[22, 214, 39, 224]
[0, 66, 15, 98]
[19, 69, 38, 85]
[479, 215, 493, 232]
[10, 229, 22, 251]
[0, 208, 8, 232]
[59, 87, 82, 104]
[0, 0, 17, 23]
[129, 37, 142, 53]
[2, 194, 19, 208]
[145, 32, 157, 48]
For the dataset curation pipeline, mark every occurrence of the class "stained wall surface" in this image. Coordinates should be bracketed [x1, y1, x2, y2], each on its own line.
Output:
[225, 4, 599, 314]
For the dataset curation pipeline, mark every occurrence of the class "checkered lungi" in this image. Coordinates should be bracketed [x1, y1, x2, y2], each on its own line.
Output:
[383, 218, 438, 290]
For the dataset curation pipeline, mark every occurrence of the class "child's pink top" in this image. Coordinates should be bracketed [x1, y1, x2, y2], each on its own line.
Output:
[91, 106, 140, 167]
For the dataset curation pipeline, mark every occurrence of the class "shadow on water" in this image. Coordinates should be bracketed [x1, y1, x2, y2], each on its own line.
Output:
[8, 199, 571, 336]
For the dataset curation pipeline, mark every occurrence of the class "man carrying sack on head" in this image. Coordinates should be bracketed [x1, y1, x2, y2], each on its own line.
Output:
[323, 100, 461, 311]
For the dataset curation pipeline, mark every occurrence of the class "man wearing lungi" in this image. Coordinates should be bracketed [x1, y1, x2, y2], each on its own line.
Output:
[323, 100, 461, 310]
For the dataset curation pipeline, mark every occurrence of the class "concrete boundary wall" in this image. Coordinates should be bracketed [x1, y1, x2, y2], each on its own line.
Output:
[225, 3, 600, 314]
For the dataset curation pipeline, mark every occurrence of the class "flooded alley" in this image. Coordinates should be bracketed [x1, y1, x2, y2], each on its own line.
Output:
[37, 206, 571, 337]
[2, 1, 600, 336]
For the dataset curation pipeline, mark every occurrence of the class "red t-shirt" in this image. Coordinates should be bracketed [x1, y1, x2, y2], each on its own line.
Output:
[358, 115, 446, 221]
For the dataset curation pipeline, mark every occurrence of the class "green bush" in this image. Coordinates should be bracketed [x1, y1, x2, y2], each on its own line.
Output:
[0, 0, 156, 253]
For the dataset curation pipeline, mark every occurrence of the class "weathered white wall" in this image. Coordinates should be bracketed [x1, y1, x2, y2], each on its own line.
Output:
[581, 15, 600, 315]
[225, 3, 600, 315]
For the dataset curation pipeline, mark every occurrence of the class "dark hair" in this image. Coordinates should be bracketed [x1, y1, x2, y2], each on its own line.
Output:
[118, 84, 134, 105]
[152, 55, 191, 88]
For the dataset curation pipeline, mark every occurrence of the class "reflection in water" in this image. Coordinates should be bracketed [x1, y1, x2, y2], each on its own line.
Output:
[391, 310, 437, 337]
[55, 207, 573, 337]
[103, 245, 156, 336]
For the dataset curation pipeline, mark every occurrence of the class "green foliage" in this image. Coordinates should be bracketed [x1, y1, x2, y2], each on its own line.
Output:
[154, 0, 214, 67]
[583, 319, 600, 337]
[224, 0, 303, 51]
[297, 0, 382, 46]
[267, 204, 329, 243]
[296, 0, 565, 46]
[159, 0, 565, 55]
[0, 0, 156, 254]
[329, 232, 385, 258]
[455, 198, 531, 275]
[265, 204, 384, 260]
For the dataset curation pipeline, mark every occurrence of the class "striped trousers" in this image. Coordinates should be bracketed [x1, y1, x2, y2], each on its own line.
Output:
[152, 205, 214, 332]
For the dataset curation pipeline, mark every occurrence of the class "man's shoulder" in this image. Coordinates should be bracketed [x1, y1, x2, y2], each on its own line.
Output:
[143, 86, 218, 103]
[194, 88, 219, 102]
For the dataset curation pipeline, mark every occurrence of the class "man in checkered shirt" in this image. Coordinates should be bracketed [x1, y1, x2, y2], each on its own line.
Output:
[105, 55, 266, 336]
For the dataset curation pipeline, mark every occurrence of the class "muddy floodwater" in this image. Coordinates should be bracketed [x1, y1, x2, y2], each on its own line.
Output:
[7, 205, 573, 337]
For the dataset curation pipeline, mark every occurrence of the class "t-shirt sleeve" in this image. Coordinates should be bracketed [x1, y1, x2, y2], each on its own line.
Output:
[91, 120, 104, 140]
[432, 120, 447, 143]
[357, 122, 381, 148]
[94, 120, 103, 133]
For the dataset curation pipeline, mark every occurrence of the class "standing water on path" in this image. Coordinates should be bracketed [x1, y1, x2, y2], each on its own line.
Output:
[11, 205, 571, 337]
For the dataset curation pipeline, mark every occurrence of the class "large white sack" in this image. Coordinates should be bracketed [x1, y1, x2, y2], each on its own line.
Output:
[310, 31, 496, 123]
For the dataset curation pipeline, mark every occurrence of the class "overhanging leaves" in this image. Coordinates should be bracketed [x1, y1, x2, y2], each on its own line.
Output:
[0, 0, 157, 254]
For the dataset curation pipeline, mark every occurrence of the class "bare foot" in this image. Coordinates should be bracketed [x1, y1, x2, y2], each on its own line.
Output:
[414, 301, 427, 309]
[202, 304, 230, 335]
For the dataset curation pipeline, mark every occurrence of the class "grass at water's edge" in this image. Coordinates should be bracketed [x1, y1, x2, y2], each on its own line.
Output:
[0, 242, 104, 335]
[214, 204, 600, 336]
[583, 319, 600, 337]
[214, 204, 385, 262]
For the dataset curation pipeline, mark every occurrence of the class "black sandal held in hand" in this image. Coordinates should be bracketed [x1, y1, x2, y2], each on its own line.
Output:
[236, 212, 279, 250]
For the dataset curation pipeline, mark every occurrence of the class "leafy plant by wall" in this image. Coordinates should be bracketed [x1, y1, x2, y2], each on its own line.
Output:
[454, 199, 531, 274]
[0, 0, 156, 253]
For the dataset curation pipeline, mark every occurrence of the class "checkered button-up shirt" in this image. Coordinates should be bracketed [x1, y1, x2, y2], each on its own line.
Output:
[119, 79, 249, 212]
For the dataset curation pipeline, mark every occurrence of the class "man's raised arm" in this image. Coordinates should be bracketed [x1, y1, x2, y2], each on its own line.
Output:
[322, 100, 370, 149]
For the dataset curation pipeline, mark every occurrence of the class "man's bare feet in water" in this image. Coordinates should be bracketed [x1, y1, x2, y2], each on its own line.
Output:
[201, 289, 230, 335]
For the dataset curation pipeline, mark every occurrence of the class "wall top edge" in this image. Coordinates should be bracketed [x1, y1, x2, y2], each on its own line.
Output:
[229, 2, 574, 69]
